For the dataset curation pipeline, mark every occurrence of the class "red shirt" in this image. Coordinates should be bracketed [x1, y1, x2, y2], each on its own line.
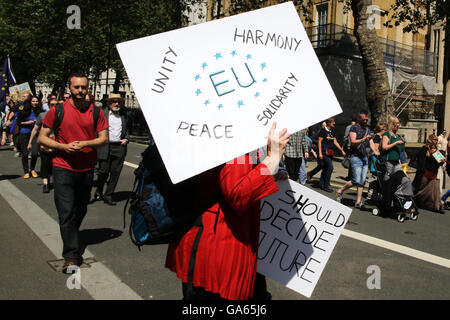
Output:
[42, 100, 108, 172]
[165, 155, 279, 300]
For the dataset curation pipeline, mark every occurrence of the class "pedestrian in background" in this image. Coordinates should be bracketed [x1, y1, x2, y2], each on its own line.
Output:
[343, 115, 357, 181]
[17, 96, 42, 179]
[412, 134, 446, 213]
[306, 122, 326, 183]
[316, 117, 346, 193]
[336, 111, 378, 208]
[93, 93, 129, 205]
[437, 129, 448, 191]
[28, 97, 58, 193]
[284, 128, 308, 184]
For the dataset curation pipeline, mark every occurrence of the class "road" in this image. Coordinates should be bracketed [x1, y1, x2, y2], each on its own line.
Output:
[0, 142, 449, 300]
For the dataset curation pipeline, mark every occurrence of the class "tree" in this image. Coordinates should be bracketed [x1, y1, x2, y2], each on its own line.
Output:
[0, 0, 184, 97]
[203, 0, 396, 125]
[350, 0, 394, 124]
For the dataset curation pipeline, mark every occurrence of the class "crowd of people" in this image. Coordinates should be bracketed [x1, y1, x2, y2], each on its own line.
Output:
[0, 75, 131, 274]
[282, 111, 450, 214]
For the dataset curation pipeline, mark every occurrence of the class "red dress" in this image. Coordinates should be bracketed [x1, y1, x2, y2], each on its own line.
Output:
[165, 154, 279, 300]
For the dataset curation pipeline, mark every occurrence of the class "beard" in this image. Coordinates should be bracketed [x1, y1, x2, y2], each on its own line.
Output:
[110, 105, 121, 113]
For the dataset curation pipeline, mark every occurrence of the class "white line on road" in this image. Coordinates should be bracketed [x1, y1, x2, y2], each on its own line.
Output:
[124, 161, 450, 269]
[342, 229, 450, 269]
[0, 176, 143, 300]
[124, 161, 138, 169]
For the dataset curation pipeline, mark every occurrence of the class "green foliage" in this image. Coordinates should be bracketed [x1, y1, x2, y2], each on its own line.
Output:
[0, 0, 184, 93]
[383, 0, 450, 33]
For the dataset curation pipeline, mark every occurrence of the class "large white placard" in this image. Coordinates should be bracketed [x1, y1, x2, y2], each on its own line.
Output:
[117, 2, 342, 183]
[258, 179, 352, 298]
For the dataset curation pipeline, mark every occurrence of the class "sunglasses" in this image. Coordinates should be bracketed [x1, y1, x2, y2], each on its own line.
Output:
[111, 100, 121, 103]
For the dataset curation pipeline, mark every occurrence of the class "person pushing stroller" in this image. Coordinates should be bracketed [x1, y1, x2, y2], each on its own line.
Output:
[376, 116, 418, 222]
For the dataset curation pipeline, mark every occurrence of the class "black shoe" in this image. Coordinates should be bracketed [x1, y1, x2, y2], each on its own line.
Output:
[43, 184, 50, 193]
[92, 192, 103, 202]
[103, 196, 117, 206]
[321, 186, 334, 193]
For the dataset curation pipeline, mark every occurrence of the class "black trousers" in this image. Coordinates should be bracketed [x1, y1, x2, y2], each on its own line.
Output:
[19, 133, 38, 173]
[96, 144, 126, 197]
[53, 167, 93, 262]
[308, 157, 324, 179]
[39, 150, 53, 179]
[285, 156, 303, 182]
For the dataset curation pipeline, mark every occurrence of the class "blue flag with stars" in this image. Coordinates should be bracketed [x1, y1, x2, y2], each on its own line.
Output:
[0, 56, 16, 105]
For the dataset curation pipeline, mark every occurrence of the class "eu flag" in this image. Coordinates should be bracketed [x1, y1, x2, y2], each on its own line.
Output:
[0, 56, 16, 104]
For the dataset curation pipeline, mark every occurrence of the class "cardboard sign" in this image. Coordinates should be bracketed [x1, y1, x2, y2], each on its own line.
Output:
[117, 2, 342, 183]
[9, 82, 32, 102]
[258, 179, 352, 298]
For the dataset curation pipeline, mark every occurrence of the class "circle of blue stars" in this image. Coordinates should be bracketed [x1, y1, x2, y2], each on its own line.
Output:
[194, 50, 268, 110]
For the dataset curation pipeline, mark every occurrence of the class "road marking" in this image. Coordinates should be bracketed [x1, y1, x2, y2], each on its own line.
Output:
[342, 229, 450, 269]
[124, 161, 138, 169]
[0, 176, 143, 300]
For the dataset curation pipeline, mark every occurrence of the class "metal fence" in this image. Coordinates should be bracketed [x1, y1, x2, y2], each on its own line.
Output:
[305, 23, 437, 77]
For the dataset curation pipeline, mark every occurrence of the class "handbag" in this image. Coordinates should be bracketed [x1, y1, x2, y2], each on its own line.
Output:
[325, 148, 335, 157]
[342, 156, 350, 169]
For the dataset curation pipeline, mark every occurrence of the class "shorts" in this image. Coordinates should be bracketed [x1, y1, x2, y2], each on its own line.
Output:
[350, 155, 368, 187]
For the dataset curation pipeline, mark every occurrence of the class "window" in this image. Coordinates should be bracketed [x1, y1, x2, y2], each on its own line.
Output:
[317, 4, 328, 47]
[433, 29, 440, 78]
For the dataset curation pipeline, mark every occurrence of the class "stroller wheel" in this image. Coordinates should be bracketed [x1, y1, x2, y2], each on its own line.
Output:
[410, 212, 418, 221]
[372, 208, 379, 216]
[397, 213, 406, 223]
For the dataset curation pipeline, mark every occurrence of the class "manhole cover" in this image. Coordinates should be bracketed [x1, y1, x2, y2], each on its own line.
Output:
[47, 257, 97, 272]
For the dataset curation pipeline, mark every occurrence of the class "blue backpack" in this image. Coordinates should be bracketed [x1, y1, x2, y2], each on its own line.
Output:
[127, 165, 178, 247]
[124, 144, 207, 250]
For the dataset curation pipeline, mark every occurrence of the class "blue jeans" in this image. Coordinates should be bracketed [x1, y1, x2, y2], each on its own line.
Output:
[350, 155, 368, 187]
[442, 189, 450, 202]
[53, 167, 94, 262]
[319, 155, 333, 188]
[299, 159, 307, 185]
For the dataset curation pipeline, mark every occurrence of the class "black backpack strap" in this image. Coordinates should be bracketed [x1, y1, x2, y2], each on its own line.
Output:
[92, 106, 100, 132]
[185, 215, 204, 298]
[53, 103, 64, 138]
[123, 162, 146, 229]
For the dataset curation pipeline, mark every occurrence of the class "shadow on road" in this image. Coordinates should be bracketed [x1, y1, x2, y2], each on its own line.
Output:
[80, 228, 123, 254]
[113, 191, 133, 202]
[0, 174, 21, 181]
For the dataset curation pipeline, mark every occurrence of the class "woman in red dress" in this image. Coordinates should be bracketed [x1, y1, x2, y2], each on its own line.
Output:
[165, 122, 290, 300]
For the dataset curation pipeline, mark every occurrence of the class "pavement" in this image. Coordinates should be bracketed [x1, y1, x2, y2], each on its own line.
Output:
[0, 140, 449, 302]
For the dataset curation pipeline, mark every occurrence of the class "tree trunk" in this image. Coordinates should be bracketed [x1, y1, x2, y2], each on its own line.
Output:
[352, 0, 393, 125]
[206, 0, 215, 20]
[113, 68, 123, 93]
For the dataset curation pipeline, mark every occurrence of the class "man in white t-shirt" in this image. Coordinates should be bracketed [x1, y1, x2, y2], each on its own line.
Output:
[93, 93, 129, 205]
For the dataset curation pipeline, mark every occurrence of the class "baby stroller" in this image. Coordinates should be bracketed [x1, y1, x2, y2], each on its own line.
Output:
[369, 158, 419, 222]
